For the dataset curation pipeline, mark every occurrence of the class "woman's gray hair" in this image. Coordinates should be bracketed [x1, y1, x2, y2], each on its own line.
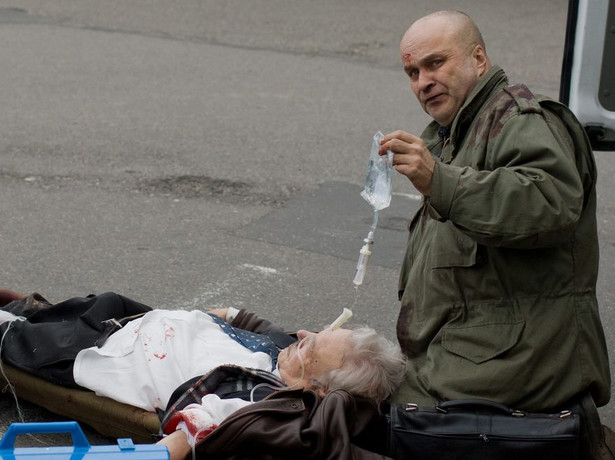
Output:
[320, 326, 406, 404]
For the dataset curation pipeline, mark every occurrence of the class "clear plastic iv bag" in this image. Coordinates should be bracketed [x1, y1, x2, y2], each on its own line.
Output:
[360, 131, 393, 211]
[353, 132, 394, 286]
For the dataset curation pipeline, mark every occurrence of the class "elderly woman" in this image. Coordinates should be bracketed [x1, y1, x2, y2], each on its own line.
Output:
[0, 289, 405, 459]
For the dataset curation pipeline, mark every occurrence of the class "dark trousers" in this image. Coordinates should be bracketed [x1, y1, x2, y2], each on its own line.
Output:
[0, 292, 152, 387]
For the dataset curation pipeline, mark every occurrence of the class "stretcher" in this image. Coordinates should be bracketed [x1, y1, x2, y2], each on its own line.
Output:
[0, 364, 161, 444]
[0, 421, 169, 458]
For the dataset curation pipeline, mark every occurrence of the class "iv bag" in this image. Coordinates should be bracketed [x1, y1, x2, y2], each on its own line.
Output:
[360, 131, 393, 211]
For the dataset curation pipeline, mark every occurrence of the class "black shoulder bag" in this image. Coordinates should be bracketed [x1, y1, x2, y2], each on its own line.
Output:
[386, 395, 605, 460]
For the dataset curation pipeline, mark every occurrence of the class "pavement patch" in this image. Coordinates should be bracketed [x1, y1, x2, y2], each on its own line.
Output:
[236, 181, 419, 269]
[136, 175, 298, 205]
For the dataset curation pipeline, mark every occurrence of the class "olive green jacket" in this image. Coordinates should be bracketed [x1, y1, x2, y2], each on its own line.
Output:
[392, 66, 611, 411]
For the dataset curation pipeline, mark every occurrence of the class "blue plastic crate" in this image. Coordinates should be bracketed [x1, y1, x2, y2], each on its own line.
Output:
[0, 422, 169, 459]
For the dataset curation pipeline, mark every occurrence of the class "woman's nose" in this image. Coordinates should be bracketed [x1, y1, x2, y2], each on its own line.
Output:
[296, 329, 313, 340]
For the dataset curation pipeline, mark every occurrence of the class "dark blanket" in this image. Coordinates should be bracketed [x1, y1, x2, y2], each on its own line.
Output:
[0, 292, 152, 387]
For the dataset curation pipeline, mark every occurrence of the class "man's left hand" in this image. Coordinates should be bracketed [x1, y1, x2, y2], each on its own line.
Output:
[379, 130, 436, 196]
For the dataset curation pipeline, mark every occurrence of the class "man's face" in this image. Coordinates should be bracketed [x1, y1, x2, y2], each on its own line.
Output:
[277, 328, 352, 394]
[400, 19, 485, 126]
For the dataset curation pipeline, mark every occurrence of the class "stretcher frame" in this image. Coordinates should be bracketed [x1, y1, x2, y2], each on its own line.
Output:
[0, 363, 161, 443]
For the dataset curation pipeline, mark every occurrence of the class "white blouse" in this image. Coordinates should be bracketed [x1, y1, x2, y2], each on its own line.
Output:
[73, 309, 274, 411]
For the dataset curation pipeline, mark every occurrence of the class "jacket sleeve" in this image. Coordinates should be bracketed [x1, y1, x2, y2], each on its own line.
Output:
[193, 389, 390, 460]
[230, 309, 287, 336]
[429, 108, 585, 249]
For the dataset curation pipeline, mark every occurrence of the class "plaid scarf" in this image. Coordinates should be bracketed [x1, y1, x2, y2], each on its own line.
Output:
[159, 364, 286, 435]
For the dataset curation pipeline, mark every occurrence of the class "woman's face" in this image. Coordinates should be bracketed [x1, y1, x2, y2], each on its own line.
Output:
[277, 328, 352, 394]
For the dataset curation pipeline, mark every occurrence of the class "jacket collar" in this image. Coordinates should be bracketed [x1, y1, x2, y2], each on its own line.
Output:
[449, 65, 508, 142]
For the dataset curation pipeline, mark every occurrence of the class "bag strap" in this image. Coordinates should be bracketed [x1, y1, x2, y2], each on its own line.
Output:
[575, 392, 606, 460]
[436, 398, 516, 415]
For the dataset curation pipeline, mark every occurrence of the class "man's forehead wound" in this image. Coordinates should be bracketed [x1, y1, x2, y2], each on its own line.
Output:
[400, 42, 418, 65]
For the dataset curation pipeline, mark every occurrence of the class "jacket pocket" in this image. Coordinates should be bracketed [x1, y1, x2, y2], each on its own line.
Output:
[442, 319, 525, 364]
[431, 221, 478, 268]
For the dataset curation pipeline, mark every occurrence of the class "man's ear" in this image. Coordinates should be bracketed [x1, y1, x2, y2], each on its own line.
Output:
[473, 45, 490, 77]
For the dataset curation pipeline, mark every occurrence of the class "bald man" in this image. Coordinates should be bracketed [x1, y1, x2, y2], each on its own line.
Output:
[379, 11, 610, 413]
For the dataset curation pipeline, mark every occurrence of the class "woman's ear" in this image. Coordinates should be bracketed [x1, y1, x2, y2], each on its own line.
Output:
[313, 381, 328, 397]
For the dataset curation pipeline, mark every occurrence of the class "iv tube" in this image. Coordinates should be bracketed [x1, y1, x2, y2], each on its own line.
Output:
[353, 210, 379, 286]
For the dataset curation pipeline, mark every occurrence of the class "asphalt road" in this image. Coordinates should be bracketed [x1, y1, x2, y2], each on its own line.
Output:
[0, 0, 613, 448]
